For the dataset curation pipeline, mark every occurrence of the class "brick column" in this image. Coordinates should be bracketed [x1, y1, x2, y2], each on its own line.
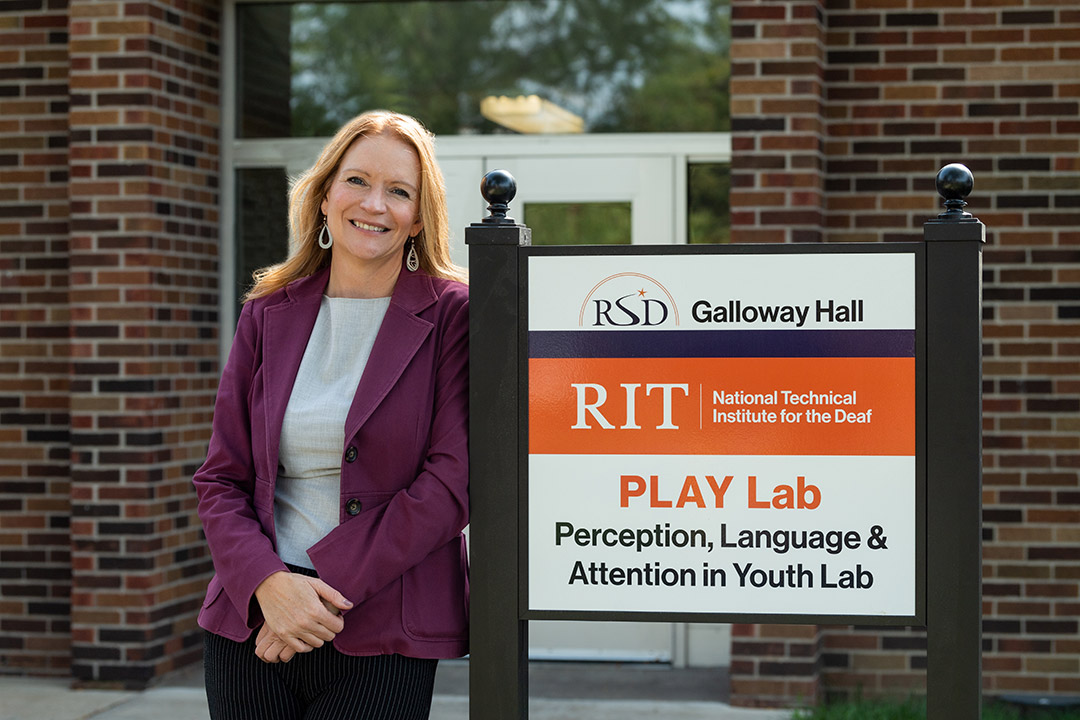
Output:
[730, 623, 823, 707]
[728, 0, 827, 705]
[66, 0, 220, 687]
[730, 0, 826, 245]
[974, 5, 1080, 698]
[0, 0, 73, 677]
[729, 0, 1080, 706]
[820, 626, 926, 698]
[822, 0, 1080, 701]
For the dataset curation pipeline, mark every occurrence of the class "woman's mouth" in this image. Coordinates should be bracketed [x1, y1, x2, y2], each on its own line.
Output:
[349, 219, 389, 233]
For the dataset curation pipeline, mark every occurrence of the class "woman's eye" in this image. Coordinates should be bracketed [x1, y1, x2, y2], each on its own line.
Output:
[391, 187, 411, 199]
[346, 176, 366, 186]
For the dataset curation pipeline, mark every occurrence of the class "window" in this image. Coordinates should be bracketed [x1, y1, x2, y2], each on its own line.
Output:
[237, 1, 731, 138]
[225, 0, 731, 328]
[223, 1, 734, 660]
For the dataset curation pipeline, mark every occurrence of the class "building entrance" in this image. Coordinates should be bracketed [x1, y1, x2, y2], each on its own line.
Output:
[226, 131, 731, 666]
[445, 134, 731, 664]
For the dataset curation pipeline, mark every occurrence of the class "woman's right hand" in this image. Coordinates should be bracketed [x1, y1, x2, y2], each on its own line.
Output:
[255, 595, 344, 663]
[253, 570, 353, 656]
[254, 623, 296, 664]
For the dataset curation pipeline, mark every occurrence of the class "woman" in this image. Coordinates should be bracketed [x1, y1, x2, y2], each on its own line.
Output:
[193, 110, 469, 720]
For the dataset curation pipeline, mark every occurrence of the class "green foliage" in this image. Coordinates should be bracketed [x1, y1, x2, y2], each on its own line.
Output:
[791, 698, 1080, 720]
[981, 702, 1080, 720]
[597, 0, 731, 133]
[526, 202, 631, 246]
[289, 1, 503, 136]
[792, 696, 927, 720]
[688, 162, 730, 244]
[284, 0, 731, 136]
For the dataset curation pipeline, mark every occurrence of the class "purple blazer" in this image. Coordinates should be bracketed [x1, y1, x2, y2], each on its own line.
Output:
[193, 262, 469, 659]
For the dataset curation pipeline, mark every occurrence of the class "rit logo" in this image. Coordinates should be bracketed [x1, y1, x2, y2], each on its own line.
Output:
[570, 383, 689, 430]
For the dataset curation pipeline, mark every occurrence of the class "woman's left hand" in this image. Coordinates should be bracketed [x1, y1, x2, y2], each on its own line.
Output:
[254, 597, 343, 663]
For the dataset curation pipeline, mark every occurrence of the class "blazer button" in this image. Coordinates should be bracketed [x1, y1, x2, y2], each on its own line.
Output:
[345, 498, 362, 516]
[344, 446, 358, 463]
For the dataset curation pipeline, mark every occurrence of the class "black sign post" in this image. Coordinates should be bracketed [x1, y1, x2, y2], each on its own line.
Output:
[466, 171, 530, 720]
[925, 164, 985, 720]
[467, 166, 983, 719]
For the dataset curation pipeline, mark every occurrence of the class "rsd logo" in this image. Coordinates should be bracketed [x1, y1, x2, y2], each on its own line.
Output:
[578, 272, 679, 328]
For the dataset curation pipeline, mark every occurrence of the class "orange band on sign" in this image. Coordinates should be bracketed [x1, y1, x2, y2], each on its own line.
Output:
[529, 357, 915, 456]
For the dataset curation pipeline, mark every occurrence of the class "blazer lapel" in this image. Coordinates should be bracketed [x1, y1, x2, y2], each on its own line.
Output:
[343, 268, 438, 442]
[261, 268, 328, 476]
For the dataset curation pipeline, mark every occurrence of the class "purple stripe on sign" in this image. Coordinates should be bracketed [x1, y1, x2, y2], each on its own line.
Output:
[528, 329, 916, 359]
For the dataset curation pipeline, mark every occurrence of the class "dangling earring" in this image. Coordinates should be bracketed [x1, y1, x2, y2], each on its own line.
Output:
[318, 219, 333, 249]
[406, 237, 420, 272]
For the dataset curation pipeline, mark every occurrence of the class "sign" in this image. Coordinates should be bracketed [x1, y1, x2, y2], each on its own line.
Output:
[527, 249, 920, 619]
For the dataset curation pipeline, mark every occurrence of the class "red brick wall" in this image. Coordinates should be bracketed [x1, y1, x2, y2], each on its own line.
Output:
[2, 0, 1077, 700]
[731, 0, 1080, 705]
[730, 0, 826, 245]
[65, 0, 220, 687]
[0, 0, 73, 677]
[1, 0, 221, 686]
[819, 626, 927, 700]
[731, 624, 823, 707]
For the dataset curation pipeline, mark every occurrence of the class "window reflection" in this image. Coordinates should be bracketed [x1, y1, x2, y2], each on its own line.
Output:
[688, 163, 730, 244]
[237, 6, 291, 139]
[235, 168, 289, 305]
[237, 0, 730, 138]
[525, 202, 632, 245]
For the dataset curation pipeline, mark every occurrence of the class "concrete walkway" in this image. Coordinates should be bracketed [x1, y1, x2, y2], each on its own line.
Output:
[0, 662, 794, 720]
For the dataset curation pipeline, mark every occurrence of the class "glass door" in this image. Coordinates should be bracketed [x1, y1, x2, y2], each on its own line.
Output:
[225, 0, 733, 667]
[478, 151, 676, 662]
[484, 155, 675, 246]
[231, 138, 729, 664]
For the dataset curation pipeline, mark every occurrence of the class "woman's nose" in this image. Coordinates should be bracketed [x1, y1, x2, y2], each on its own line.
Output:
[360, 188, 386, 213]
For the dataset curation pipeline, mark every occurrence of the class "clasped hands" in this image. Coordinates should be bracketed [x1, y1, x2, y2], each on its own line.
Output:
[253, 570, 353, 663]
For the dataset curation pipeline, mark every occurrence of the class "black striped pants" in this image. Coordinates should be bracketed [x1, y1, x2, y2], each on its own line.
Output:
[204, 631, 437, 720]
[203, 568, 437, 720]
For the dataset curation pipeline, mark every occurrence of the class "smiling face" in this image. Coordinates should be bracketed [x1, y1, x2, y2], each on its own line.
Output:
[320, 132, 424, 297]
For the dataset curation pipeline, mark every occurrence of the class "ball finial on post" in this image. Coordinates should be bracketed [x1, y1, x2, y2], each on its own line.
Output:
[936, 163, 974, 219]
[480, 169, 518, 225]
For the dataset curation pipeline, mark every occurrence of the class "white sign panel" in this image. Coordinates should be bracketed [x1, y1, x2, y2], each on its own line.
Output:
[527, 251, 918, 618]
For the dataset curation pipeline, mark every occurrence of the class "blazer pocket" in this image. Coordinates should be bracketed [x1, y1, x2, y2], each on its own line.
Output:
[253, 474, 273, 511]
[252, 475, 274, 529]
[401, 535, 469, 641]
[201, 574, 225, 609]
[197, 574, 248, 642]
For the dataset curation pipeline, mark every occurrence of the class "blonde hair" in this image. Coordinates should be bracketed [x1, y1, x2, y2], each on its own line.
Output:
[244, 110, 466, 302]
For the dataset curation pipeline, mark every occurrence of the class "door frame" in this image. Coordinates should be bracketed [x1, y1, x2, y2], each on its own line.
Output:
[224, 133, 730, 667]
[225, 132, 731, 331]
[219, 0, 732, 669]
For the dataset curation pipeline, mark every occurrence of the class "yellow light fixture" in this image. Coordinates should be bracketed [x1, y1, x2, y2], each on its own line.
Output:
[480, 94, 584, 134]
